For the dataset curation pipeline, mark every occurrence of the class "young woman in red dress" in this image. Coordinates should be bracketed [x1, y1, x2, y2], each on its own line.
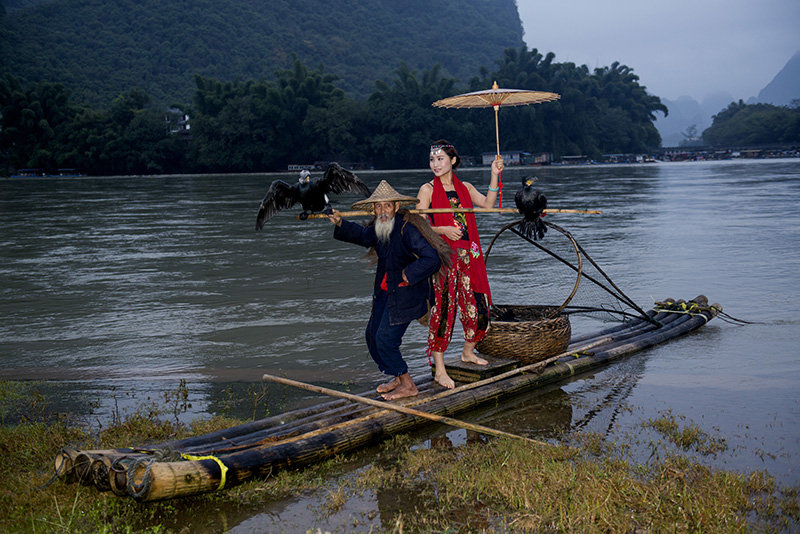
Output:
[416, 140, 504, 389]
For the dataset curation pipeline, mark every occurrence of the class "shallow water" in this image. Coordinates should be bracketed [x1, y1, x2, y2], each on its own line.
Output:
[2, 159, 799, 498]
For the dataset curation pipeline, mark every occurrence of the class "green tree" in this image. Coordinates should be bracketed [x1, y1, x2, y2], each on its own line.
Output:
[365, 63, 467, 168]
[190, 58, 353, 171]
[469, 47, 667, 157]
[703, 101, 800, 146]
[63, 88, 188, 175]
[0, 75, 75, 171]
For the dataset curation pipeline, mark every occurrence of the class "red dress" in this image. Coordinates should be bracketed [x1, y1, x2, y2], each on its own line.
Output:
[427, 175, 491, 355]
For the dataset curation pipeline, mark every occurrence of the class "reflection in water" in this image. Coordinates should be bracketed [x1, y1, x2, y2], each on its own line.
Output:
[566, 355, 646, 437]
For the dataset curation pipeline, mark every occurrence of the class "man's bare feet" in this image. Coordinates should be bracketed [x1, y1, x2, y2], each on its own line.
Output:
[381, 373, 418, 400]
[381, 384, 418, 400]
[461, 345, 488, 366]
[376, 376, 400, 394]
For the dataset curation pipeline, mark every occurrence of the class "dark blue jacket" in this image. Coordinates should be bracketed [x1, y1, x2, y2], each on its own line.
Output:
[334, 216, 441, 325]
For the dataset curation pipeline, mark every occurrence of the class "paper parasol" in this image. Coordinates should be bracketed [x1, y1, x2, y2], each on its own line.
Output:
[432, 81, 560, 206]
[432, 81, 560, 157]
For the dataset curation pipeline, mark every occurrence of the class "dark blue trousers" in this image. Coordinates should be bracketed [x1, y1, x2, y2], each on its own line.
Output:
[366, 291, 411, 377]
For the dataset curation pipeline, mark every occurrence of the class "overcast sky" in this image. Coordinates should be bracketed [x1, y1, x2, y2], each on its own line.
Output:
[516, 0, 800, 102]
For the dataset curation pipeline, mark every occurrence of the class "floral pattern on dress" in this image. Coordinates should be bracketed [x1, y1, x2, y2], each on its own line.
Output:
[448, 192, 469, 240]
[427, 250, 489, 354]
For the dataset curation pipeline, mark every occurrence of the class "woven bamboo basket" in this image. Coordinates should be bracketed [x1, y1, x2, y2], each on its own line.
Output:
[476, 305, 571, 363]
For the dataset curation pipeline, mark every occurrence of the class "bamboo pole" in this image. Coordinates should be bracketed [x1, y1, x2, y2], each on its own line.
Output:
[302, 207, 602, 219]
[261, 373, 547, 445]
[258, 337, 621, 450]
[408, 337, 613, 406]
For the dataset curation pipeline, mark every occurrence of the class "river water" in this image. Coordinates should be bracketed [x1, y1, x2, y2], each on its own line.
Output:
[2, 159, 799, 495]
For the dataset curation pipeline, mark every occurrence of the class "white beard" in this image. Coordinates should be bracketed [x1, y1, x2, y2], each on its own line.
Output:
[374, 216, 395, 244]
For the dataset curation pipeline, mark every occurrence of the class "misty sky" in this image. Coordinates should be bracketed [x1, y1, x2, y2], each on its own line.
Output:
[517, 0, 800, 102]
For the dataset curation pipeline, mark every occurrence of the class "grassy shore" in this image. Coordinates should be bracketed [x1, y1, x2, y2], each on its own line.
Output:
[1, 380, 798, 532]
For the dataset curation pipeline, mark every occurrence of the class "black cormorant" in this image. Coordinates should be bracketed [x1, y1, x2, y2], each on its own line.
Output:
[514, 176, 547, 240]
[255, 163, 370, 229]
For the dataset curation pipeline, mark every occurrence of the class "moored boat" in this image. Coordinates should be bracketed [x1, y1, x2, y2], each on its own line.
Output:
[10, 168, 45, 177]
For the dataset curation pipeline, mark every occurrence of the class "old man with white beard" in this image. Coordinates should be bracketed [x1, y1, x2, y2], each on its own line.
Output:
[329, 180, 450, 400]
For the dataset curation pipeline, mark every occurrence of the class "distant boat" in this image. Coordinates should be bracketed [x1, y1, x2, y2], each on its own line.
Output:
[11, 168, 45, 177]
[50, 169, 86, 177]
[9, 168, 86, 177]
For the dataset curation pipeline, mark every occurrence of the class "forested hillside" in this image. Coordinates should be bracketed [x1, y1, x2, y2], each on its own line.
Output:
[2, 46, 670, 174]
[703, 101, 800, 146]
[0, 0, 524, 106]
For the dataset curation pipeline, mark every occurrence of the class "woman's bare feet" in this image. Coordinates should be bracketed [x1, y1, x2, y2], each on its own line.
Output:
[381, 373, 418, 400]
[461, 343, 488, 366]
[434, 369, 455, 389]
[431, 350, 455, 389]
[376, 376, 400, 394]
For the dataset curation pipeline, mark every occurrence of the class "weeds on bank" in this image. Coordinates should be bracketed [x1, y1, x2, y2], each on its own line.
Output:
[644, 409, 728, 455]
[357, 429, 800, 533]
[0, 379, 333, 533]
[4, 378, 799, 533]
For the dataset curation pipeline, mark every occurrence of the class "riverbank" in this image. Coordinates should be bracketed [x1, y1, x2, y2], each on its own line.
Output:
[2, 380, 798, 533]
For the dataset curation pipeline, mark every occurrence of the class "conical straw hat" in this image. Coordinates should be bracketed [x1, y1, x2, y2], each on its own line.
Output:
[351, 180, 419, 210]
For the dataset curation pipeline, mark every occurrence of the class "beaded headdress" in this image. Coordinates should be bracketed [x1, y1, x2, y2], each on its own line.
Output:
[430, 143, 454, 155]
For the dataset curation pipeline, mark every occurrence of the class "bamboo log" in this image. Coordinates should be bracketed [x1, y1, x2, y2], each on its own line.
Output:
[261, 373, 547, 446]
[568, 308, 659, 345]
[174, 381, 443, 455]
[301, 207, 602, 219]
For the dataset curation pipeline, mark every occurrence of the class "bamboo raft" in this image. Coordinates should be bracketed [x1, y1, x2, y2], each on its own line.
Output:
[52, 296, 719, 501]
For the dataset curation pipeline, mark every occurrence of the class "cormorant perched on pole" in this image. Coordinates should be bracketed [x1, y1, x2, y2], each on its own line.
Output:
[255, 163, 370, 229]
[514, 176, 547, 240]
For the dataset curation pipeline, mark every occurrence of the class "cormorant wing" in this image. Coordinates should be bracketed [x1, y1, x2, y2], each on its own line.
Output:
[320, 162, 370, 197]
[514, 188, 525, 213]
[255, 180, 300, 230]
[534, 192, 547, 213]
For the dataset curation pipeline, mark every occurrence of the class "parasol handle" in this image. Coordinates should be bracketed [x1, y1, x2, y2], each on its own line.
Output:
[494, 105, 500, 157]
[493, 105, 503, 208]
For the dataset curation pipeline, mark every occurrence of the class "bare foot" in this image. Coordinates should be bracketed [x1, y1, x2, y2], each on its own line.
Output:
[461, 347, 488, 366]
[434, 369, 455, 389]
[376, 376, 400, 394]
[381, 384, 418, 400]
[431, 351, 455, 389]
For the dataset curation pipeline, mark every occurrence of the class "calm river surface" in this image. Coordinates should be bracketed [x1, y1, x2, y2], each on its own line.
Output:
[2, 160, 799, 495]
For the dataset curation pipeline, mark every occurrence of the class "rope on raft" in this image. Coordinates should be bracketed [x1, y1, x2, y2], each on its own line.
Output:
[123, 446, 230, 498]
[654, 299, 752, 325]
[127, 457, 156, 499]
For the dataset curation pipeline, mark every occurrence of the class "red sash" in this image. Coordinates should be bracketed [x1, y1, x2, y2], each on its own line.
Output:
[430, 175, 492, 303]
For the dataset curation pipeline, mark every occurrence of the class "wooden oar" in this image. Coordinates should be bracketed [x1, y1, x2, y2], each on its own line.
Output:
[301, 207, 602, 219]
[261, 373, 548, 445]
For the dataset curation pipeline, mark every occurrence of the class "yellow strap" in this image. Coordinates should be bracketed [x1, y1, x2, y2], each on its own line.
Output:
[182, 453, 228, 490]
[653, 302, 710, 322]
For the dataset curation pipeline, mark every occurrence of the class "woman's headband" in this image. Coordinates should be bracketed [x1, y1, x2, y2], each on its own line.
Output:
[430, 144, 454, 154]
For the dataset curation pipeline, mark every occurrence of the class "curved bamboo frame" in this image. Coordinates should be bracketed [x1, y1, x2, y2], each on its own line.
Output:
[483, 219, 582, 315]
